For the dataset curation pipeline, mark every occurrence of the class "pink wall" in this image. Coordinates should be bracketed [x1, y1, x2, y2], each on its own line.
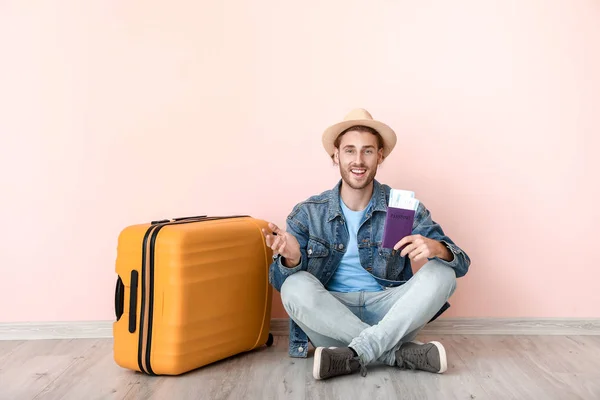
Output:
[1, 1, 599, 323]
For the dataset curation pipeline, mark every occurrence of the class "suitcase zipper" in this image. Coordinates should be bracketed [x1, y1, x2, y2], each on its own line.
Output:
[137, 215, 248, 375]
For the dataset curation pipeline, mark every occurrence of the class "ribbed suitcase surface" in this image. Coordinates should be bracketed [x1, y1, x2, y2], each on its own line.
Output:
[113, 216, 273, 375]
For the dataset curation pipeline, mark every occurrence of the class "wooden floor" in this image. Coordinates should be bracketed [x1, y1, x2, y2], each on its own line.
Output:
[1, 334, 599, 399]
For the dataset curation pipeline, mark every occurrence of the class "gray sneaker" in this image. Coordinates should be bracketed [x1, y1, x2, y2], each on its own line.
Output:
[313, 347, 367, 380]
[395, 341, 447, 373]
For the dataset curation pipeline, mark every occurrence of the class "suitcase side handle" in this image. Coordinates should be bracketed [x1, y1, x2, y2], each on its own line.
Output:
[128, 270, 139, 333]
[114, 271, 139, 334]
[115, 276, 124, 321]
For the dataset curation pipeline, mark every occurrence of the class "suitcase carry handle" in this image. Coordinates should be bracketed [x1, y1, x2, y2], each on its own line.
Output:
[151, 215, 208, 224]
[150, 215, 249, 225]
[172, 215, 208, 221]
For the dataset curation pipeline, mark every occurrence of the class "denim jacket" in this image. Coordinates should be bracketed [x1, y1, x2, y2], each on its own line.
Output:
[268, 179, 471, 358]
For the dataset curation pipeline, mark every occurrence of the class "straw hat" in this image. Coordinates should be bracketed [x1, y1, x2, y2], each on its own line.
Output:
[322, 108, 397, 158]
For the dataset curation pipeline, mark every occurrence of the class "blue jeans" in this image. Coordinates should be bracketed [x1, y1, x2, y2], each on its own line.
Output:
[280, 260, 457, 366]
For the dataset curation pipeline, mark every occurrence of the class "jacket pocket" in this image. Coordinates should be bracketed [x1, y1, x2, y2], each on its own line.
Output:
[378, 245, 394, 261]
[306, 238, 329, 273]
[376, 244, 407, 281]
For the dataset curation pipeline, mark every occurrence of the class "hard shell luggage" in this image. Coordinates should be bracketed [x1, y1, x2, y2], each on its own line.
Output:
[113, 215, 274, 375]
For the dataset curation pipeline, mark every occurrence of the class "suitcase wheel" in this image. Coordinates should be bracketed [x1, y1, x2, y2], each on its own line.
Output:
[266, 333, 274, 347]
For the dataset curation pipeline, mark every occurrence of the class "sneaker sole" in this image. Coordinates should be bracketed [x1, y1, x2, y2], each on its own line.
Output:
[429, 341, 447, 373]
[313, 347, 325, 380]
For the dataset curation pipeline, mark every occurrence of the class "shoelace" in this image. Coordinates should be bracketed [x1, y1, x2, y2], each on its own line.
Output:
[329, 353, 368, 377]
[400, 359, 417, 370]
[359, 363, 368, 377]
[398, 347, 430, 370]
[330, 356, 349, 373]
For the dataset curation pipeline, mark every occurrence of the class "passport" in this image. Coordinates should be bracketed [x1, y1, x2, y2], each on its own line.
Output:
[382, 189, 419, 249]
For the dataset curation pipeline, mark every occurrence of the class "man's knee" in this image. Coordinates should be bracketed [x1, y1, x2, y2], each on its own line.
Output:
[417, 260, 457, 296]
[280, 271, 320, 311]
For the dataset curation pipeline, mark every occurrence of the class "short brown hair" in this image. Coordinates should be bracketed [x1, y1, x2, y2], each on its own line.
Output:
[332, 125, 385, 160]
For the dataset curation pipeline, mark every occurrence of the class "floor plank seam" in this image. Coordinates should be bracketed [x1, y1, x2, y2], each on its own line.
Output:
[446, 336, 492, 399]
[30, 339, 101, 400]
[0, 341, 25, 362]
[121, 380, 137, 400]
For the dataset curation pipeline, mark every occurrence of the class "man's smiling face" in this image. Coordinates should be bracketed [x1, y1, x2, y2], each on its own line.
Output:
[334, 128, 384, 190]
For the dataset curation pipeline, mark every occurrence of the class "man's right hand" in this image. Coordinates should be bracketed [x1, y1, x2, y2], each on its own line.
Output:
[262, 222, 301, 268]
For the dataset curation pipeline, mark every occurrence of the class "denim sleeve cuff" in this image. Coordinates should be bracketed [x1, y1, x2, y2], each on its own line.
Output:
[277, 255, 303, 276]
[433, 240, 459, 268]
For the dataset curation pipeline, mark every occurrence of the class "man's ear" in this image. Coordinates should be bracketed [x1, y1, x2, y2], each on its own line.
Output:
[333, 150, 339, 165]
[377, 148, 384, 164]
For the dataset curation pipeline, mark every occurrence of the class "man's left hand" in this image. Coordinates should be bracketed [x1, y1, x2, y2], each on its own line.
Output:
[393, 234, 452, 262]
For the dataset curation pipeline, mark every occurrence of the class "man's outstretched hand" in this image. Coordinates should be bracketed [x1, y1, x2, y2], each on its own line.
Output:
[262, 222, 301, 268]
[394, 234, 452, 262]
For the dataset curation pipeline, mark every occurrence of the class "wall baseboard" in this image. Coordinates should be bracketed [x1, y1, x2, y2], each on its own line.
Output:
[420, 317, 600, 336]
[0, 321, 113, 341]
[1, 318, 599, 341]
[271, 317, 600, 336]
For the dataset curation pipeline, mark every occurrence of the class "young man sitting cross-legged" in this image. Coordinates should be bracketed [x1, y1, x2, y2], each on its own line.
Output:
[263, 108, 471, 380]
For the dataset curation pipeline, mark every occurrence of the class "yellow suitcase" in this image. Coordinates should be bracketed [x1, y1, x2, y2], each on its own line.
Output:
[113, 215, 274, 375]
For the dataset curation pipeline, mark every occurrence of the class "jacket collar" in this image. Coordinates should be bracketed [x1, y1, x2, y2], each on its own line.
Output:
[327, 179, 388, 222]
